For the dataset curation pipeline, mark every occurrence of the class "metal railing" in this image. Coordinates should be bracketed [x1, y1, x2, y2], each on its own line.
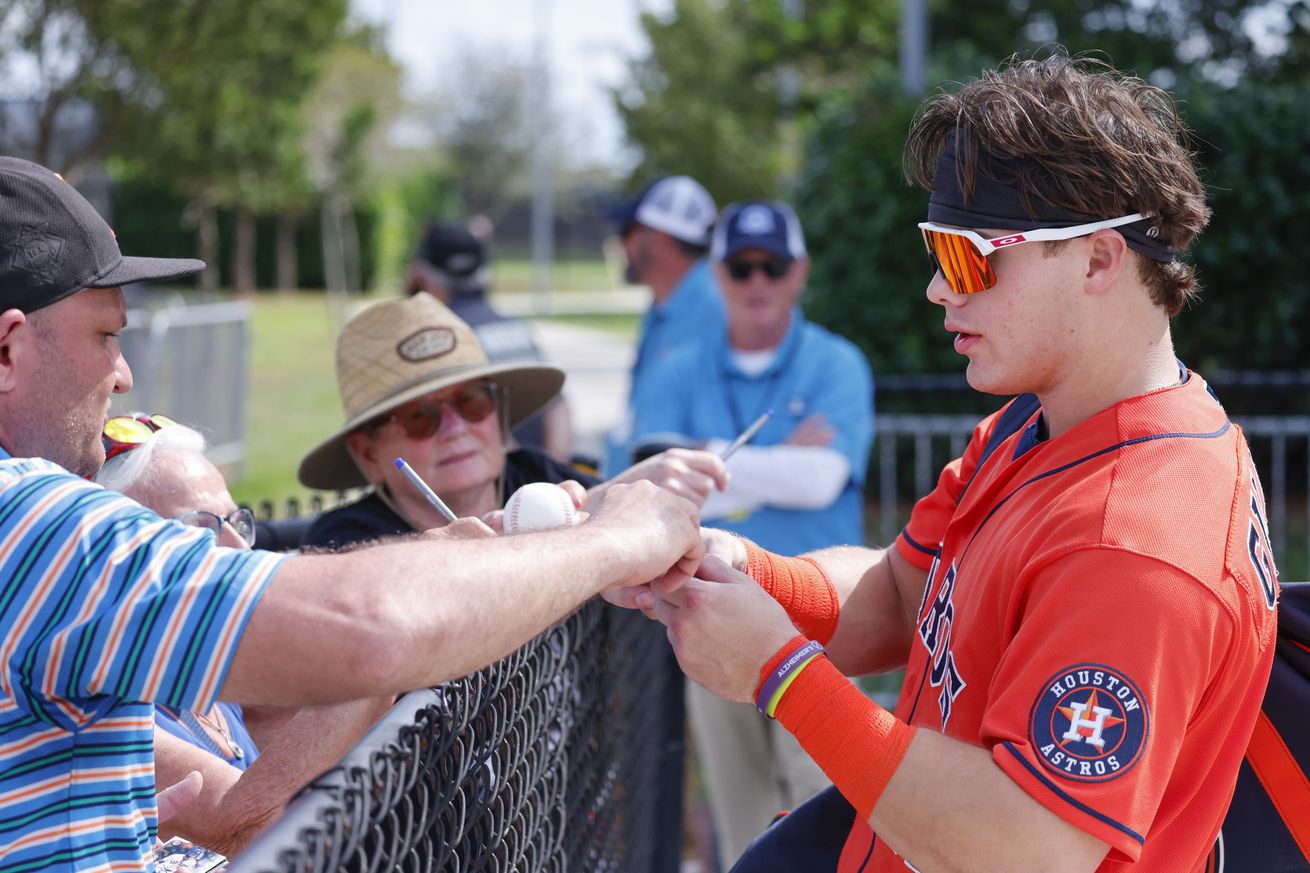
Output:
[113, 296, 251, 474]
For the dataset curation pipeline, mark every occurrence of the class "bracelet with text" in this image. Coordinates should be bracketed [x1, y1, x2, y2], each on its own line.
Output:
[755, 638, 825, 718]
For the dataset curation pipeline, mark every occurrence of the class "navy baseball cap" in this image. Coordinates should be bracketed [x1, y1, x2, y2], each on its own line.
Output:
[711, 201, 808, 263]
[0, 157, 204, 314]
[606, 175, 716, 245]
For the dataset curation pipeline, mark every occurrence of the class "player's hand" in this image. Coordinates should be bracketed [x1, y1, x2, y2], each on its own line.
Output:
[784, 413, 835, 448]
[593, 449, 729, 508]
[653, 556, 797, 703]
[652, 527, 747, 597]
[589, 480, 703, 599]
[421, 517, 497, 540]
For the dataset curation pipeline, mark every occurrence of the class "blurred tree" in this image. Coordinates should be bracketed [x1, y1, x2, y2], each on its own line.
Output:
[414, 47, 541, 221]
[613, 0, 787, 202]
[300, 22, 403, 297]
[0, 0, 351, 292]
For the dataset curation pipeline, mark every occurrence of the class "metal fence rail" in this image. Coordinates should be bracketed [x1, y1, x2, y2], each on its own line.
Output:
[231, 599, 682, 873]
[874, 412, 1310, 574]
[115, 297, 251, 473]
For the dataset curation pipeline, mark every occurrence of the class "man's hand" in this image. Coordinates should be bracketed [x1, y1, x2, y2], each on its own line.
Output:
[653, 556, 798, 702]
[588, 480, 702, 604]
[157, 770, 202, 826]
[784, 413, 835, 447]
[591, 449, 729, 509]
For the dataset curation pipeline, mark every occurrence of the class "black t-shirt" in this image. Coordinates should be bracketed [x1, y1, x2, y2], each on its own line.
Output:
[301, 447, 599, 552]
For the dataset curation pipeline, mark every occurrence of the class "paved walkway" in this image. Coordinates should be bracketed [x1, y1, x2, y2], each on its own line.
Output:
[527, 318, 635, 461]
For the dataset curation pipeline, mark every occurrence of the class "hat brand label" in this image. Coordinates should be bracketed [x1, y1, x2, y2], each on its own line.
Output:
[397, 327, 456, 362]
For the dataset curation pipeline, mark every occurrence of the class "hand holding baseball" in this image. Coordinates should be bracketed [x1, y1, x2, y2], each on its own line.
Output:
[503, 482, 582, 534]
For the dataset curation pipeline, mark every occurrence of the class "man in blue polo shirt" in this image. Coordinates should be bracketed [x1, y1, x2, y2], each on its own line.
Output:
[0, 157, 703, 872]
[604, 175, 724, 476]
[632, 200, 874, 868]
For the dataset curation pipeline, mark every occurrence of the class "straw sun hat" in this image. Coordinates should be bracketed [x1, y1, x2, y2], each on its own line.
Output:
[298, 294, 564, 491]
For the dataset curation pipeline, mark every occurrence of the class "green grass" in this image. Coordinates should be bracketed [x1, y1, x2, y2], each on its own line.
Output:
[230, 293, 344, 507]
[528, 312, 641, 339]
[490, 258, 619, 294]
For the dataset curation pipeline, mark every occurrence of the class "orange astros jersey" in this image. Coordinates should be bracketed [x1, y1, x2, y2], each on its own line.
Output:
[870, 372, 1279, 872]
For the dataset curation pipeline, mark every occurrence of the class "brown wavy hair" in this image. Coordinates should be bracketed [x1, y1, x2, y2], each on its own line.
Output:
[904, 53, 1211, 316]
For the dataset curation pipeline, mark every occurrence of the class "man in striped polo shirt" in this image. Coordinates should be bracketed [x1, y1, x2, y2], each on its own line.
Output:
[0, 157, 703, 872]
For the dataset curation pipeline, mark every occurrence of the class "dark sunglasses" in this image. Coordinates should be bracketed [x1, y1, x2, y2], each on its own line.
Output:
[102, 413, 179, 463]
[725, 257, 791, 282]
[371, 382, 499, 441]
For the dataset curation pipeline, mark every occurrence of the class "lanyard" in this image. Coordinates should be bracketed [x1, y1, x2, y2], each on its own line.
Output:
[719, 329, 803, 435]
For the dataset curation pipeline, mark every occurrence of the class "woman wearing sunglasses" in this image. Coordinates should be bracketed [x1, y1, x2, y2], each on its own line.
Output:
[298, 293, 728, 551]
[93, 415, 391, 855]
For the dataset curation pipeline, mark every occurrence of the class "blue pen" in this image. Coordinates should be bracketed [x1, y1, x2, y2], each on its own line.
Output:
[394, 458, 457, 522]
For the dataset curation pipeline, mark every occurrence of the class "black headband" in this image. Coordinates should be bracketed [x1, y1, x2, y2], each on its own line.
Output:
[926, 135, 1175, 263]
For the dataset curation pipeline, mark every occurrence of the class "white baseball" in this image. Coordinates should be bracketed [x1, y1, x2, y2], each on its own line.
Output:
[503, 482, 579, 534]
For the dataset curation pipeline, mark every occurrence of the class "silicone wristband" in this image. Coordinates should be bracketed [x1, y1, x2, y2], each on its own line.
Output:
[755, 639, 825, 717]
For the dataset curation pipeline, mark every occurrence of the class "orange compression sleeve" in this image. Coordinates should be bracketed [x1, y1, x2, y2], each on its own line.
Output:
[743, 541, 840, 645]
[773, 653, 915, 821]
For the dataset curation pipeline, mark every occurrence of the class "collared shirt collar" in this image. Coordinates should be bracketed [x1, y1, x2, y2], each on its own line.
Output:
[717, 308, 804, 378]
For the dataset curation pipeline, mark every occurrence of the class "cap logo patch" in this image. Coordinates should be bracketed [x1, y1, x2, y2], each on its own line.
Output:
[1, 223, 65, 288]
[737, 205, 777, 236]
[1030, 663, 1149, 782]
[397, 327, 456, 362]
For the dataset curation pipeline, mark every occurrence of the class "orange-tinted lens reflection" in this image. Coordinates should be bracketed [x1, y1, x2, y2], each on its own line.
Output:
[921, 229, 996, 294]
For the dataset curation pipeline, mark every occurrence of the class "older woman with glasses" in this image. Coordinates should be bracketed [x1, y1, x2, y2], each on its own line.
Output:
[299, 293, 729, 551]
[93, 417, 391, 856]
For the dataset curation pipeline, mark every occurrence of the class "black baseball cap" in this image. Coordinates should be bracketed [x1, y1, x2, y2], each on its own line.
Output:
[0, 157, 204, 314]
[415, 221, 488, 294]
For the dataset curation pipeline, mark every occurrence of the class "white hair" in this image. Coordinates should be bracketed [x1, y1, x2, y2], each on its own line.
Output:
[93, 415, 208, 497]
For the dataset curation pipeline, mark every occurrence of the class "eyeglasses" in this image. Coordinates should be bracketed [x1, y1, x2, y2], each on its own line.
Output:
[102, 413, 179, 463]
[918, 213, 1146, 295]
[176, 507, 257, 547]
[725, 257, 791, 282]
[371, 382, 498, 441]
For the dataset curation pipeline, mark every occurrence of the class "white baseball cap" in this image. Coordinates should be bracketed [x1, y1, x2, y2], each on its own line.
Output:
[608, 176, 717, 245]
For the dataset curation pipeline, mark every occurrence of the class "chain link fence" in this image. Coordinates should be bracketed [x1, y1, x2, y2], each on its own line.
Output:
[231, 599, 684, 873]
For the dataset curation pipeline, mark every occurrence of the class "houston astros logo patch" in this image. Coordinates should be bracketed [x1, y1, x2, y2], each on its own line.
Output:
[1030, 664, 1149, 782]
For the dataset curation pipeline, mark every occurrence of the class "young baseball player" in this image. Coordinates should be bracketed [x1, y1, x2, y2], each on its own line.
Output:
[642, 54, 1280, 872]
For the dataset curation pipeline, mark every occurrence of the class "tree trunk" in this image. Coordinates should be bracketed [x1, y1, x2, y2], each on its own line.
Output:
[198, 201, 219, 295]
[233, 207, 257, 297]
[275, 214, 299, 295]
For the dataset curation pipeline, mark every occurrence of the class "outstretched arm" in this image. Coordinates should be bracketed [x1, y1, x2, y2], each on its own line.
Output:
[221, 481, 703, 707]
[153, 696, 394, 856]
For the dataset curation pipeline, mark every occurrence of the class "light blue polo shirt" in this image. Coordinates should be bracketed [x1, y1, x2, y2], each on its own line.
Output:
[633, 311, 874, 554]
[604, 259, 725, 475]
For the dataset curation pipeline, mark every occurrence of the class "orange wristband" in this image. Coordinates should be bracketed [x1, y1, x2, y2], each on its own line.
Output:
[774, 654, 915, 820]
[743, 541, 840, 644]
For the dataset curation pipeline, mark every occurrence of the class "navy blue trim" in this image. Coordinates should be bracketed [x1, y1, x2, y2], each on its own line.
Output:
[899, 527, 938, 559]
[1001, 741, 1146, 846]
[956, 393, 1041, 507]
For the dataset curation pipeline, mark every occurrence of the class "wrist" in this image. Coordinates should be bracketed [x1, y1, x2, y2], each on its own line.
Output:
[755, 635, 824, 717]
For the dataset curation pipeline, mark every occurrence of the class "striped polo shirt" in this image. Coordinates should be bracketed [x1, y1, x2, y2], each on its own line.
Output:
[0, 448, 285, 872]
